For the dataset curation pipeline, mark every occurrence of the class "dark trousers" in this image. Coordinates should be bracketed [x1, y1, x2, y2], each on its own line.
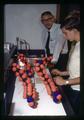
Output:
[54, 53, 69, 71]
[62, 85, 80, 115]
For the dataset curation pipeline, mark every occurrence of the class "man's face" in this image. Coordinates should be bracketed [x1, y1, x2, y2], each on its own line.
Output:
[41, 14, 55, 30]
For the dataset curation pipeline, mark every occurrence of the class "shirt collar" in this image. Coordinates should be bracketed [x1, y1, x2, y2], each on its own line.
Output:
[45, 23, 59, 33]
[50, 23, 56, 32]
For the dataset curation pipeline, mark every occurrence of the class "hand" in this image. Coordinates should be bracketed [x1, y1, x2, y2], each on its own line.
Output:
[51, 58, 57, 64]
[53, 76, 66, 86]
[51, 69, 61, 76]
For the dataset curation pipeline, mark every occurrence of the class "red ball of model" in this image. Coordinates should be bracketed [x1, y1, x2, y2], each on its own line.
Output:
[31, 69, 34, 74]
[12, 63, 17, 67]
[19, 53, 24, 57]
[48, 56, 53, 60]
[44, 74, 49, 79]
[49, 82, 57, 92]
[37, 72, 43, 77]
[26, 64, 31, 70]
[28, 102, 34, 107]
[47, 78, 52, 83]
[40, 64, 45, 69]
[39, 76, 45, 81]
[33, 59, 38, 64]
[15, 72, 19, 77]
[26, 78, 31, 84]
[47, 57, 51, 61]
[28, 72, 33, 77]
[23, 82, 27, 99]
[43, 61, 47, 66]
[43, 81, 48, 85]
[16, 64, 20, 69]
[32, 91, 38, 100]
[19, 69, 25, 74]
[42, 57, 46, 61]
[57, 94, 62, 101]
[35, 63, 40, 67]
[42, 69, 47, 75]
[12, 67, 17, 72]
[27, 83, 33, 96]
[35, 66, 40, 72]
[22, 73, 27, 79]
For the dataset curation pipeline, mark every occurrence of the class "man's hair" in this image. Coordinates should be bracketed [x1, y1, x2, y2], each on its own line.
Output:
[60, 10, 80, 31]
[41, 11, 53, 18]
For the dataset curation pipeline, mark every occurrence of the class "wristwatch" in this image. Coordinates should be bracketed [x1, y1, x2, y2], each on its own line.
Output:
[65, 80, 69, 85]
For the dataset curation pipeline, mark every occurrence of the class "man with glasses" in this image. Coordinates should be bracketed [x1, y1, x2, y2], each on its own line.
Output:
[41, 11, 68, 71]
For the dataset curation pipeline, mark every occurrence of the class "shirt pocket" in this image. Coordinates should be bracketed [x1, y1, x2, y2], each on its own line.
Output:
[49, 39, 56, 48]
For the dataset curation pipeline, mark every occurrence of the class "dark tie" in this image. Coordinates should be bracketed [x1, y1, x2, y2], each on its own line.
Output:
[45, 31, 50, 56]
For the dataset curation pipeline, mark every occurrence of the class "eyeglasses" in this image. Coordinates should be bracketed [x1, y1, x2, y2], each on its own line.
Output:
[41, 17, 53, 22]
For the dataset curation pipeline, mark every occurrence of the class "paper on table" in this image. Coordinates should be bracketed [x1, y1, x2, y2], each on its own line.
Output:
[9, 77, 66, 116]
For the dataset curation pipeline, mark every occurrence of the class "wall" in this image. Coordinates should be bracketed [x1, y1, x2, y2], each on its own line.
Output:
[4, 4, 56, 49]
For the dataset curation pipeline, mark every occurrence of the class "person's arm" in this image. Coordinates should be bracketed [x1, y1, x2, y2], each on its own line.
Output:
[67, 77, 80, 85]
[51, 69, 69, 76]
[60, 71, 69, 76]
[51, 28, 66, 63]
[54, 76, 80, 86]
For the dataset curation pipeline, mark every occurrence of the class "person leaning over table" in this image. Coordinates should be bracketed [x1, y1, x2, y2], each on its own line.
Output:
[41, 11, 68, 71]
[51, 10, 80, 115]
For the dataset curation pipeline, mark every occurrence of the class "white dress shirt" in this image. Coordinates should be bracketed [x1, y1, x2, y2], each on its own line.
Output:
[68, 41, 80, 91]
[41, 23, 68, 63]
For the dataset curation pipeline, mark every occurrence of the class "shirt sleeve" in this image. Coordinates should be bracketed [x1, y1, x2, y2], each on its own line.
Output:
[52, 29, 66, 62]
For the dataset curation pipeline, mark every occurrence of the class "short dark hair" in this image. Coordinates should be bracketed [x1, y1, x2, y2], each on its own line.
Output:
[41, 11, 53, 18]
[60, 10, 80, 31]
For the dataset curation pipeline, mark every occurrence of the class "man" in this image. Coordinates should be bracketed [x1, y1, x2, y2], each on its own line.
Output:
[41, 11, 68, 71]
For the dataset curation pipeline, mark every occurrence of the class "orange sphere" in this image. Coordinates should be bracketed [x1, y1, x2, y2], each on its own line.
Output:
[51, 86, 56, 92]
[43, 81, 48, 85]
[57, 94, 62, 101]
[26, 64, 31, 69]
[45, 74, 49, 79]
[42, 57, 46, 61]
[16, 64, 20, 69]
[49, 56, 53, 60]
[42, 69, 47, 74]
[32, 93, 37, 99]
[35, 66, 40, 72]
[23, 82, 26, 86]
[12, 67, 17, 72]
[40, 76, 45, 81]
[49, 81, 55, 86]
[12, 63, 17, 67]
[26, 78, 31, 84]
[47, 78, 52, 83]
[22, 73, 27, 79]
[33, 59, 38, 64]
[28, 102, 34, 107]
[19, 69, 25, 74]
[35, 63, 40, 67]
[40, 64, 45, 69]
[19, 53, 24, 57]
[43, 61, 47, 66]
[37, 72, 43, 77]
[15, 72, 19, 77]
[47, 57, 51, 61]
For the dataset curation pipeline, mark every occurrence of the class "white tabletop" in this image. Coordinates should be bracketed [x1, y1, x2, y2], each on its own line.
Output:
[9, 76, 66, 116]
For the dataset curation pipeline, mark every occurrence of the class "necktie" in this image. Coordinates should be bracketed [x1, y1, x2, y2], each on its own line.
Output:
[45, 31, 50, 56]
